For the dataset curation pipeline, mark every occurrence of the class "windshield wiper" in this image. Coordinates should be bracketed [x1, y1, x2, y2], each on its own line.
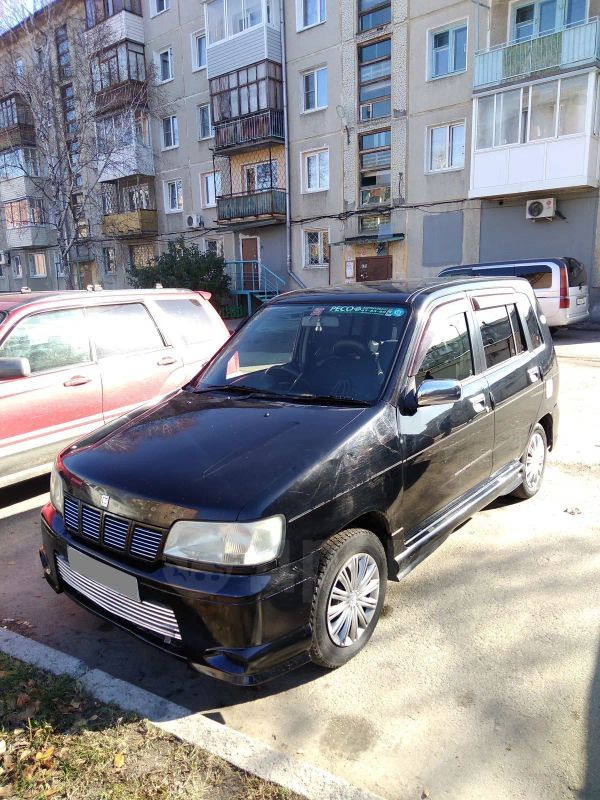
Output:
[188, 384, 288, 399]
[292, 394, 369, 407]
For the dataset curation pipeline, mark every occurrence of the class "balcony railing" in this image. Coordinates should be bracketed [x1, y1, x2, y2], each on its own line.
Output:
[214, 109, 284, 152]
[102, 208, 158, 238]
[217, 188, 286, 224]
[95, 80, 148, 115]
[474, 18, 600, 89]
[225, 260, 285, 296]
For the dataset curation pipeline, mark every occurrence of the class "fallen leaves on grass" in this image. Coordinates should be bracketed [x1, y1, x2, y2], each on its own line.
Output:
[113, 752, 125, 769]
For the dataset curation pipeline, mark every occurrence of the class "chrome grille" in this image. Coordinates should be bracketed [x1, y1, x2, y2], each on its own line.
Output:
[130, 527, 164, 561]
[56, 556, 181, 641]
[62, 495, 166, 563]
[81, 506, 101, 541]
[63, 496, 80, 531]
[103, 516, 129, 551]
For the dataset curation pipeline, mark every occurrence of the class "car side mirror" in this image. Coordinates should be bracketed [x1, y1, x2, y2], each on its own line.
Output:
[416, 379, 462, 407]
[0, 357, 31, 379]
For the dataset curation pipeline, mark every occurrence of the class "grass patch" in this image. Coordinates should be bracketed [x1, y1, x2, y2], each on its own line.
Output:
[0, 654, 303, 800]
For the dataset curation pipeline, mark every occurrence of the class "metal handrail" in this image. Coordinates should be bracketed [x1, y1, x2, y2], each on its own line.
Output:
[225, 260, 285, 298]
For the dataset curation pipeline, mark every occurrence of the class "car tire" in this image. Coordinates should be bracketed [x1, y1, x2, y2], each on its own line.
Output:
[309, 528, 387, 670]
[512, 423, 548, 500]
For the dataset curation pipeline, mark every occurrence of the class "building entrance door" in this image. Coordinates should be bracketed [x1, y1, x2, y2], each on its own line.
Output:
[356, 256, 392, 282]
[241, 237, 259, 290]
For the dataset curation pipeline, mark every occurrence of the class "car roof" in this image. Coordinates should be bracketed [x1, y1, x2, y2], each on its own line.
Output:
[440, 257, 570, 273]
[0, 288, 205, 314]
[269, 277, 530, 307]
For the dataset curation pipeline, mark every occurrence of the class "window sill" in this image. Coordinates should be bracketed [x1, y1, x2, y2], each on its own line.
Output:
[427, 69, 468, 82]
[150, 8, 170, 18]
[297, 19, 326, 33]
[28, 275, 48, 279]
[192, 65, 207, 73]
[302, 187, 329, 194]
[165, 209, 183, 215]
[301, 106, 328, 115]
[157, 77, 174, 85]
[303, 263, 329, 269]
[426, 165, 464, 174]
[161, 145, 179, 152]
[198, 134, 214, 141]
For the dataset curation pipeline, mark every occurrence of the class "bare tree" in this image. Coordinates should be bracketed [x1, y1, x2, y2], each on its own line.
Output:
[0, 0, 158, 287]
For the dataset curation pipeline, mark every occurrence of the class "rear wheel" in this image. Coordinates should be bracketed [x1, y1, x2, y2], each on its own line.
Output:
[309, 529, 387, 669]
[513, 423, 547, 500]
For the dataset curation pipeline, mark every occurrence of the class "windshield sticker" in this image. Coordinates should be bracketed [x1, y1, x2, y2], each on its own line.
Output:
[328, 305, 406, 317]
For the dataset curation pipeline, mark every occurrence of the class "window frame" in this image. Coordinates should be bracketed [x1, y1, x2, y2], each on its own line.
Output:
[297, 0, 326, 31]
[152, 0, 171, 17]
[301, 66, 328, 113]
[102, 246, 116, 274]
[164, 178, 183, 213]
[201, 171, 221, 208]
[12, 255, 22, 278]
[157, 47, 174, 83]
[359, 128, 392, 207]
[428, 20, 468, 80]
[426, 120, 466, 173]
[161, 114, 179, 150]
[197, 103, 213, 140]
[302, 147, 329, 193]
[27, 252, 48, 278]
[192, 30, 207, 71]
[88, 302, 166, 360]
[358, 0, 392, 33]
[358, 37, 392, 122]
[302, 227, 330, 268]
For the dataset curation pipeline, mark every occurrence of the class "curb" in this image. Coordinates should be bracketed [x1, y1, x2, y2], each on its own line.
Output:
[0, 628, 384, 800]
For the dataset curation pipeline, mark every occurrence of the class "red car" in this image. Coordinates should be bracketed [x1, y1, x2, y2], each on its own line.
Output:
[0, 288, 229, 488]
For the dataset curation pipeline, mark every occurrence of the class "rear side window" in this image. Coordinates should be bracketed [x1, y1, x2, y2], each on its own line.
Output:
[508, 304, 527, 353]
[567, 259, 587, 288]
[519, 296, 543, 349]
[88, 304, 164, 359]
[0, 309, 90, 373]
[155, 299, 216, 346]
[415, 311, 474, 388]
[515, 265, 552, 289]
[476, 306, 523, 368]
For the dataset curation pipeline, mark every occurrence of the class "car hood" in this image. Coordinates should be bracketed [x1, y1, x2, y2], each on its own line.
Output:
[61, 389, 372, 524]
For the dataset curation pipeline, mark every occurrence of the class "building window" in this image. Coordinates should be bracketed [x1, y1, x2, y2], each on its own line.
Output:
[359, 212, 391, 234]
[103, 247, 116, 274]
[158, 48, 173, 82]
[206, 0, 265, 45]
[244, 160, 278, 191]
[475, 74, 588, 150]
[358, 0, 391, 32]
[428, 121, 465, 171]
[299, 0, 325, 29]
[0, 148, 40, 180]
[204, 238, 224, 257]
[55, 24, 72, 82]
[4, 198, 46, 228]
[511, 0, 586, 42]
[12, 255, 22, 278]
[161, 115, 179, 149]
[193, 32, 207, 70]
[359, 129, 391, 206]
[85, 0, 142, 28]
[15, 58, 25, 77]
[53, 251, 66, 278]
[93, 41, 146, 93]
[359, 38, 391, 121]
[202, 171, 221, 207]
[303, 148, 329, 192]
[430, 23, 467, 79]
[165, 179, 183, 212]
[302, 67, 327, 112]
[128, 244, 155, 270]
[153, 0, 170, 15]
[0, 97, 19, 129]
[303, 228, 330, 267]
[28, 252, 47, 278]
[198, 103, 213, 139]
[210, 61, 283, 123]
[61, 84, 76, 136]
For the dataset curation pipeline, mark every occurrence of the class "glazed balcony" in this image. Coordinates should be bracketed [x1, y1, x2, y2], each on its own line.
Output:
[0, 97, 35, 152]
[84, 1, 144, 46]
[214, 109, 285, 153]
[102, 208, 158, 237]
[474, 17, 600, 90]
[217, 188, 286, 225]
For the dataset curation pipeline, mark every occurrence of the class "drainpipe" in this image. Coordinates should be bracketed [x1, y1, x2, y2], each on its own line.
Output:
[279, 0, 305, 289]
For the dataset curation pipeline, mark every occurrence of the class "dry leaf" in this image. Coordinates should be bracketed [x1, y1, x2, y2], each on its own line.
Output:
[113, 752, 125, 769]
[35, 747, 55, 763]
[0, 785, 14, 798]
[16, 693, 30, 709]
[0, 740, 6, 755]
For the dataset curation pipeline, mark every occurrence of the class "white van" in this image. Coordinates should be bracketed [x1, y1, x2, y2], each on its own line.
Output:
[439, 258, 590, 329]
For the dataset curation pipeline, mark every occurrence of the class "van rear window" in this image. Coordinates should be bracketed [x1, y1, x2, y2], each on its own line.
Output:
[156, 299, 215, 346]
[515, 265, 552, 289]
[567, 259, 587, 288]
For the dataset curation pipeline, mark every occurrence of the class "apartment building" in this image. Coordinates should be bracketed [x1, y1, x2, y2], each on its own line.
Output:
[0, 0, 599, 316]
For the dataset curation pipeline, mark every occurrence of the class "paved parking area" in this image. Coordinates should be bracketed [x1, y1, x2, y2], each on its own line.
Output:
[1, 327, 599, 800]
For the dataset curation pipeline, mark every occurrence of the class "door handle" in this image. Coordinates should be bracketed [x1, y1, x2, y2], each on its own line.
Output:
[528, 366, 541, 384]
[157, 355, 177, 366]
[64, 375, 92, 387]
[470, 393, 489, 414]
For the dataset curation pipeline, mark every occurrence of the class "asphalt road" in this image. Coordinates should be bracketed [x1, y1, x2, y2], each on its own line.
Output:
[1, 327, 599, 800]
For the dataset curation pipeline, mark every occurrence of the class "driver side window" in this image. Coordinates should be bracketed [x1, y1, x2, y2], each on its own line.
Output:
[415, 311, 474, 389]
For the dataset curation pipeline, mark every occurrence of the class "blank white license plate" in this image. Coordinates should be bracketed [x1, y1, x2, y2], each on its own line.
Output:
[576, 297, 586, 305]
[67, 547, 140, 602]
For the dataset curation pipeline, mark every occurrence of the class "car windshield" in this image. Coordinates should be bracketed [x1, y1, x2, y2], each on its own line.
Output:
[193, 302, 409, 404]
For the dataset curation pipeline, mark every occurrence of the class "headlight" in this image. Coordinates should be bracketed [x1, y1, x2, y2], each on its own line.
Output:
[163, 516, 285, 567]
[50, 464, 64, 514]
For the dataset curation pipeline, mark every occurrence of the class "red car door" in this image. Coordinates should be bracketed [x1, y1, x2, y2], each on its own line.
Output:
[86, 302, 185, 421]
[0, 307, 103, 486]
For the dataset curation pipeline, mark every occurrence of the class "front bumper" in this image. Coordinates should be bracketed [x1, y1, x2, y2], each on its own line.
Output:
[40, 505, 317, 685]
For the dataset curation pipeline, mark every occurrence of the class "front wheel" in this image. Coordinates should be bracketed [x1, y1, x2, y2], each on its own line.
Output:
[309, 528, 387, 670]
[512, 423, 547, 500]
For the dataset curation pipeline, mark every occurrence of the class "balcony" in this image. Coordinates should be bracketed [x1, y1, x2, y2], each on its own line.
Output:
[474, 18, 600, 90]
[85, 3, 144, 46]
[217, 189, 286, 225]
[71, 242, 96, 263]
[214, 109, 284, 153]
[98, 141, 154, 182]
[95, 81, 148, 115]
[6, 225, 55, 249]
[102, 208, 158, 237]
[0, 176, 42, 203]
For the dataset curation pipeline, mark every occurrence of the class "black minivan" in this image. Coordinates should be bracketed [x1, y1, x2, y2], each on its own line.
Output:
[41, 279, 559, 684]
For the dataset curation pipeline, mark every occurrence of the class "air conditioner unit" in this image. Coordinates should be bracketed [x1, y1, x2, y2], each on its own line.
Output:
[0, 251, 10, 266]
[526, 198, 556, 220]
[186, 213, 204, 229]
